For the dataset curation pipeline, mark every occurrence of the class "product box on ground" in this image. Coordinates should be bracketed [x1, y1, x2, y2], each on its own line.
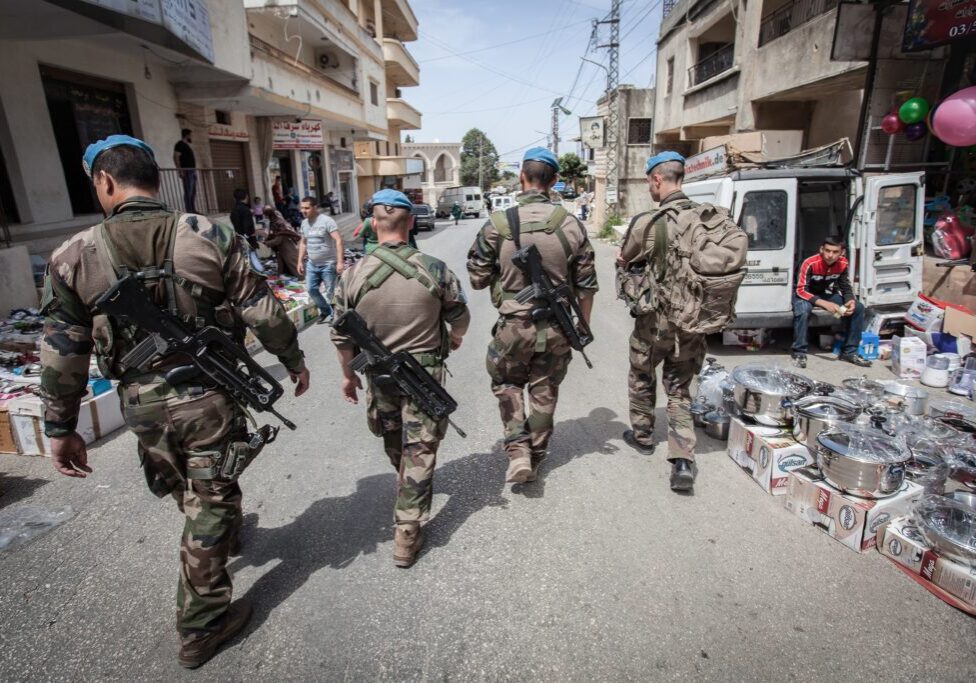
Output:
[0, 409, 17, 454]
[722, 328, 771, 350]
[904, 293, 947, 331]
[891, 335, 928, 380]
[7, 390, 124, 456]
[943, 305, 976, 341]
[726, 417, 813, 495]
[783, 468, 924, 553]
[877, 516, 976, 615]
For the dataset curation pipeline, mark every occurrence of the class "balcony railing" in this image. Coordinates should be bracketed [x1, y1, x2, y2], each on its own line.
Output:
[688, 44, 734, 87]
[160, 168, 243, 215]
[759, 0, 840, 47]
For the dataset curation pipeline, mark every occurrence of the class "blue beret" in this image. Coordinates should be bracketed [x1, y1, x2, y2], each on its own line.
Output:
[645, 151, 685, 175]
[82, 135, 156, 177]
[523, 146, 559, 171]
[371, 189, 413, 211]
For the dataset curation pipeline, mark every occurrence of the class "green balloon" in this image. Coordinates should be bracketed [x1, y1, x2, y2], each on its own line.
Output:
[899, 97, 930, 124]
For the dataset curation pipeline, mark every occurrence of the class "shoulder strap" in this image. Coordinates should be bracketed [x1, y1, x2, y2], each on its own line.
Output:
[505, 206, 521, 249]
[652, 206, 683, 281]
[93, 222, 122, 287]
[362, 245, 439, 299]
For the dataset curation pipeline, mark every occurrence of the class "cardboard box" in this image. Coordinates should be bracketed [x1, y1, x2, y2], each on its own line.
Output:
[722, 328, 771, 349]
[8, 391, 124, 456]
[877, 516, 976, 614]
[783, 468, 924, 553]
[904, 294, 947, 331]
[891, 335, 927, 379]
[727, 417, 814, 495]
[0, 409, 17, 454]
[943, 306, 976, 340]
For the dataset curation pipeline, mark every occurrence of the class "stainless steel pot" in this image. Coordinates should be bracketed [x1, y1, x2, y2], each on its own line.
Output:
[905, 449, 950, 494]
[691, 401, 710, 429]
[731, 364, 814, 426]
[703, 410, 731, 440]
[841, 375, 885, 407]
[815, 427, 910, 498]
[791, 395, 860, 453]
[945, 490, 976, 509]
[947, 447, 976, 491]
[914, 494, 976, 567]
[883, 383, 929, 416]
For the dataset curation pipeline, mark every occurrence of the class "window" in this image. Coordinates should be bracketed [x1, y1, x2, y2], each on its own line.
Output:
[369, 81, 379, 106]
[628, 118, 652, 145]
[465, 194, 474, 201]
[666, 57, 674, 95]
[340, 137, 346, 147]
[214, 110, 231, 125]
[876, 185, 917, 246]
[738, 190, 788, 250]
[474, 194, 481, 201]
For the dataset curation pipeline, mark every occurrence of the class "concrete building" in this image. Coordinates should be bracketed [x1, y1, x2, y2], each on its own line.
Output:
[0, 0, 421, 256]
[590, 86, 656, 229]
[654, 0, 866, 157]
[401, 142, 461, 208]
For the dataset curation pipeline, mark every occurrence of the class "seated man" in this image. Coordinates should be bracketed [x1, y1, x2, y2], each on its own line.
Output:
[792, 236, 871, 369]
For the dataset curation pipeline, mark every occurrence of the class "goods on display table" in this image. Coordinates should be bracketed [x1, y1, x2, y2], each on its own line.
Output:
[699, 358, 976, 614]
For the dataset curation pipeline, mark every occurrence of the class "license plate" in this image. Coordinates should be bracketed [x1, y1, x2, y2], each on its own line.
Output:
[742, 270, 790, 285]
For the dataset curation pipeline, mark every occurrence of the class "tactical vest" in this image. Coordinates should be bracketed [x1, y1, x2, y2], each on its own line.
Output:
[90, 200, 236, 381]
[350, 244, 449, 365]
[488, 204, 574, 308]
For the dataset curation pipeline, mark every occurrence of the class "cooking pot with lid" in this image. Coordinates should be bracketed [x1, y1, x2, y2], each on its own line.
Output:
[791, 395, 860, 453]
[913, 494, 976, 567]
[731, 364, 814, 426]
[883, 383, 929, 416]
[815, 426, 910, 498]
[703, 410, 731, 440]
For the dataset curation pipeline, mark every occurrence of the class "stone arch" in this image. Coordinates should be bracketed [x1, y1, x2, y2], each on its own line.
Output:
[412, 153, 429, 183]
[433, 152, 456, 183]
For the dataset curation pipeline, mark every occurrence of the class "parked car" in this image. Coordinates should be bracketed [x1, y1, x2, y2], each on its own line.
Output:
[412, 203, 435, 231]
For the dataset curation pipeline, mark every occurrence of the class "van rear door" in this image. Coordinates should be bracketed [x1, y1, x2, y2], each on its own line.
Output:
[733, 178, 798, 320]
[854, 173, 924, 306]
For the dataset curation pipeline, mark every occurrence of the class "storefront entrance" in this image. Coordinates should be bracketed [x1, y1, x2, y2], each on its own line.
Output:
[40, 66, 133, 216]
[208, 139, 249, 213]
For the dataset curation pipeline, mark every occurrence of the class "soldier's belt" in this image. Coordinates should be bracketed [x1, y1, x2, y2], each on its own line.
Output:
[185, 425, 279, 481]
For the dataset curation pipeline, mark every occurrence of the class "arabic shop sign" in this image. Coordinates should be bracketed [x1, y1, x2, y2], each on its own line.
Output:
[903, 0, 976, 51]
[272, 120, 325, 150]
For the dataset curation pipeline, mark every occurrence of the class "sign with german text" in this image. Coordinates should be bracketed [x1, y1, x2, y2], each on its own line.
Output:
[903, 0, 976, 51]
[684, 146, 728, 181]
[272, 120, 325, 150]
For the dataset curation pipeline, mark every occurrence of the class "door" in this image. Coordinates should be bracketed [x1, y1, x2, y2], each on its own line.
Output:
[209, 140, 248, 213]
[853, 173, 924, 306]
[733, 178, 798, 316]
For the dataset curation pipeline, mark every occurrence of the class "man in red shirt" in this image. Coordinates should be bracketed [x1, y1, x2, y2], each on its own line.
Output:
[792, 236, 871, 369]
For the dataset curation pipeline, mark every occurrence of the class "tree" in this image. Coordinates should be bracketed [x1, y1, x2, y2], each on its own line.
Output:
[460, 128, 499, 190]
[404, 134, 414, 143]
[558, 153, 587, 190]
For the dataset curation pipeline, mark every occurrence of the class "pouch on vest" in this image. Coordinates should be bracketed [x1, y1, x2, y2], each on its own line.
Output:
[615, 211, 665, 316]
[185, 424, 279, 481]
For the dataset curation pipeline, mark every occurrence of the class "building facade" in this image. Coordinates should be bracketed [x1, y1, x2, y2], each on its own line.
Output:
[0, 0, 421, 255]
[401, 142, 461, 208]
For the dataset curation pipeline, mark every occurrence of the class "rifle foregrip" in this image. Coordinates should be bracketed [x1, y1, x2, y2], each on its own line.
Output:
[120, 335, 161, 371]
[349, 352, 370, 374]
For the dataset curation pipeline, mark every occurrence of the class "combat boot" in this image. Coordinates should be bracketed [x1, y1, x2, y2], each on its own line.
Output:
[178, 600, 252, 669]
[525, 452, 546, 482]
[393, 523, 424, 568]
[506, 455, 533, 484]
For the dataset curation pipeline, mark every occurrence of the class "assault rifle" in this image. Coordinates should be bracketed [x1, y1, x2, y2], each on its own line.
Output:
[94, 275, 296, 430]
[333, 310, 466, 438]
[512, 243, 594, 368]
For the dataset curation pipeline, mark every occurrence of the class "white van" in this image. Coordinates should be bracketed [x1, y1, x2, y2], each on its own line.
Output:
[683, 167, 924, 329]
[491, 195, 515, 212]
[437, 186, 483, 218]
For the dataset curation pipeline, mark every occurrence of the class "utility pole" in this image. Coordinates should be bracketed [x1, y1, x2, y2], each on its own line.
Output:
[551, 105, 560, 155]
[597, 0, 620, 217]
[478, 135, 483, 190]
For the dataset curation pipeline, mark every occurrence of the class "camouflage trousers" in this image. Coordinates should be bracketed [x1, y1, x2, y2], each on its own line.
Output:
[120, 381, 245, 641]
[366, 366, 447, 526]
[628, 315, 706, 461]
[486, 316, 572, 463]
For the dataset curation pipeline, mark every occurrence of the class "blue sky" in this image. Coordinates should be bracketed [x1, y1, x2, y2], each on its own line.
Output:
[405, 0, 663, 161]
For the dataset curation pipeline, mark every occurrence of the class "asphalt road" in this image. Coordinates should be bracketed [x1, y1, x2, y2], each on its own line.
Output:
[1, 215, 975, 681]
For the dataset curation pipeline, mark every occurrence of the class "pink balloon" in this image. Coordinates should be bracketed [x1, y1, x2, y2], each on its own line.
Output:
[932, 86, 976, 147]
[881, 112, 904, 135]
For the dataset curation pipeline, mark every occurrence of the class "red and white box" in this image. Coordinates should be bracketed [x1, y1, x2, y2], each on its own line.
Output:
[877, 516, 976, 615]
[783, 468, 924, 553]
[727, 417, 813, 495]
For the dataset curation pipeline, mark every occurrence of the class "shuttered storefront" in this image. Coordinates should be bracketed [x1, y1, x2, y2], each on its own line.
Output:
[209, 140, 249, 212]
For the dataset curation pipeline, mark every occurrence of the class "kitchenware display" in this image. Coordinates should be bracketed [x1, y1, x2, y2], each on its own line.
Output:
[913, 494, 976, 567]
[703, 410, 731, 440]
[921, 355, 951, 388]
[904, 450, 950, 494]
[691, 401, 710, 429]
[936, 416, 976, 443]
[695, 359, 729, 411]
[929, 400, 976, 420]
[948, 367, 976, 396]
[945, 490, 976, 509]
[790, 395, 860, 453]
[841, 375, 886, 407]
[946, 447, 976, 490]
[815, 426, 910, 498]
[731, 364, 814, 426]
[941, 353, 962, 372]
[883, 382, 929, 416]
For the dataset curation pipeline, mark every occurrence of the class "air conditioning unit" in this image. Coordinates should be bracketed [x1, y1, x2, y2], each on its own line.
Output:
[316, 50, 340, 70]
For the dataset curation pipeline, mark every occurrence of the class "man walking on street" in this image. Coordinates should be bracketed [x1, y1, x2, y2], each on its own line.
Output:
[331, 189, 470, 568]
[40, 135, 310, 668]
[616, 152, 710, 492]
[791, 236, 871, 369]
[298, 196, 344, 324]
[467, 147, 598, 484]
[173, 128, 196, 213]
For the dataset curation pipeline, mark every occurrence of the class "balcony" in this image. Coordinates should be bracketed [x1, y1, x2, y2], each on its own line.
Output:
[383, 38, 420, 87]
[759, 0, 841, 47]
[356, 156, 408, 177]
[688, 44, 734, 88]
[387, 98, 422, 130]
[383, 0, 419, 42]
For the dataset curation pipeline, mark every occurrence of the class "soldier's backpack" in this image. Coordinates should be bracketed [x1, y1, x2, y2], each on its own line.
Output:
[651, 200, 748, 334]
[615, 211, 658, 316]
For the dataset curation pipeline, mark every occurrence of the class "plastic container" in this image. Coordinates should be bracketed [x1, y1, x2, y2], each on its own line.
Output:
[922, 355, 950, 388]
[858, 332, 880, 361]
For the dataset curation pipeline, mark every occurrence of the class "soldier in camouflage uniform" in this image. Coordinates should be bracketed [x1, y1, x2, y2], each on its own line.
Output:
[331, 189, 470, 568]
[616, 152, 703, 492]
[467, 148, 598, 484]
[39, 136, 310, 667]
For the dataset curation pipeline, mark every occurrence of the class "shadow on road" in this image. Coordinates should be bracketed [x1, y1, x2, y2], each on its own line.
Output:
[0, 474, 50, 510]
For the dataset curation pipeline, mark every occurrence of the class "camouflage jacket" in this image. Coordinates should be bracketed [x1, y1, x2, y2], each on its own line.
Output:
[39, 198, 306, 437]
[619, 191, 690, 265]
[330, 242, 470, 357]
[466, 191, 598, 316]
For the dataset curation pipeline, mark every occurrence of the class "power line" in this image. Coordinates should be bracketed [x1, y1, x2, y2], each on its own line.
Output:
[417, 19, 593, 63]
